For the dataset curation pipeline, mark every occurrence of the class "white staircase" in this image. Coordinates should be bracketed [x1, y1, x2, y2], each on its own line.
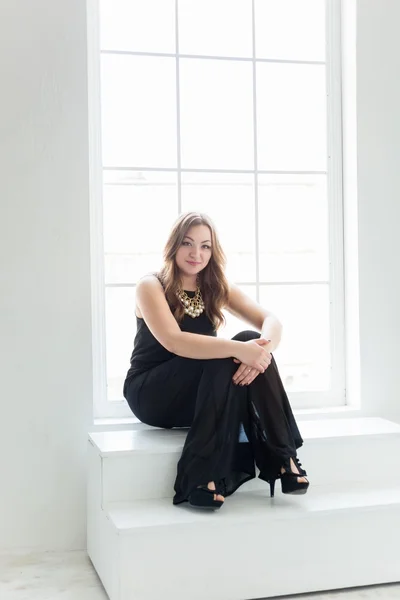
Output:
[87, 418, 400, 600]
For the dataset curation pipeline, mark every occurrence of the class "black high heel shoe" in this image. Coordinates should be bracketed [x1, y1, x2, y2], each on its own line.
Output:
[269, 457, 309, 497]
[188, 484, 224, 510]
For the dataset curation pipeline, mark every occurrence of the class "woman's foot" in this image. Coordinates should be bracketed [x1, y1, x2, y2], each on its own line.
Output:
[279, 457, 309, 495]
[188, 481, 225, 510]
[202, 481, 225, 503]
[281, 458, 308, 484]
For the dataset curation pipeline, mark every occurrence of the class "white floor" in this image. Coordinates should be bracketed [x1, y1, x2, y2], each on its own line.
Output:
[0, 550, 399, 600]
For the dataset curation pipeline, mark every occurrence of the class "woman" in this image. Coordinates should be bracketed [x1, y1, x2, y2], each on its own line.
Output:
[123, 212, 309, 510]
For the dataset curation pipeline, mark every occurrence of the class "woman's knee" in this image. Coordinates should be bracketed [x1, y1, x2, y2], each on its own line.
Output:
[231, 330, 261, 342]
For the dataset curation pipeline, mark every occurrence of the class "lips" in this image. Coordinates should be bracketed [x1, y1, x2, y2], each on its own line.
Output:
[187, 261, 200, 266]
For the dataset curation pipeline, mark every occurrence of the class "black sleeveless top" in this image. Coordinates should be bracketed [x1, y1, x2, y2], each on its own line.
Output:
[123, 277, 217, 396]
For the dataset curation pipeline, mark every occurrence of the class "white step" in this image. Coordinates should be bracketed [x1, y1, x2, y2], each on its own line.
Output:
[87, 418, 400, 600]
[93, 484, 400, 600]
[89, 418, 400, 504]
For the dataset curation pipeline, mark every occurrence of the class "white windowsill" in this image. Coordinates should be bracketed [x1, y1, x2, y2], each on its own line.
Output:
[91, 405, 367, 432]
[94, 416, 141, 427]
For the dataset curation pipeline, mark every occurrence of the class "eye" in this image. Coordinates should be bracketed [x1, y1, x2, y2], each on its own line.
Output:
[203, 245, 211, 250]
[182, 241, 191, 246]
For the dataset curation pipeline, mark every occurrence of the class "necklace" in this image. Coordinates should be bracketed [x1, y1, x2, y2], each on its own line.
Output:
[177, 286, 205, 318]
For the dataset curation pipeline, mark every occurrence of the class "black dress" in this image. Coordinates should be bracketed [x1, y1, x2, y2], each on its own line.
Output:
[123, 287, 304, 505]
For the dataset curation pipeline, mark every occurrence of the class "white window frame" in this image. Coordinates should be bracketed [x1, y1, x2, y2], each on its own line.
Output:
[87, 0, 346, 419]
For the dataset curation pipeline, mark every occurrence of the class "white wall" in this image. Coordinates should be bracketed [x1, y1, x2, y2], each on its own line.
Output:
[0, 0, 399, 551]
[356, 0, 400, 420]
[0, 1, 92, 549]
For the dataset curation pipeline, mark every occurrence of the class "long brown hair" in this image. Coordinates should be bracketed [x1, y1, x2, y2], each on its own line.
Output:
[157, 212, 229, 330]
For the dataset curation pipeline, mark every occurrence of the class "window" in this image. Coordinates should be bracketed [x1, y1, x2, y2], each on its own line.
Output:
[88, 0, 345, 418]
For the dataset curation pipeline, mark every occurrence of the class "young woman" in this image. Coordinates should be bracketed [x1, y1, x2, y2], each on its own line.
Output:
[123, 211, 309, 510]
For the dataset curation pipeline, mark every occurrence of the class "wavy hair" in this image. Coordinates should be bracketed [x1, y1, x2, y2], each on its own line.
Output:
[157, 212, 229, 330]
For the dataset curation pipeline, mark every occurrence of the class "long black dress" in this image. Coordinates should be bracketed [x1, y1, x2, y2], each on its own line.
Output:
[123, 285, 304, 505]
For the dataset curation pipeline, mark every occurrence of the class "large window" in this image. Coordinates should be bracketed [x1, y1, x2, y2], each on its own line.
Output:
[89, 0, 345, 418]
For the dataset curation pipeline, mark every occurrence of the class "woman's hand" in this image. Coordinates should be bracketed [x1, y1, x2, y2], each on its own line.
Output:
[233, 338, 272, 376]
[232, 361, 262, 386]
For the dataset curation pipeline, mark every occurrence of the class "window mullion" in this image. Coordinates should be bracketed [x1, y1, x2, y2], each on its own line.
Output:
[252, 0, 260, 303]
[87, 0, 110, 418]
[326, 0, 346, 402]
[175, 0, 182, 214]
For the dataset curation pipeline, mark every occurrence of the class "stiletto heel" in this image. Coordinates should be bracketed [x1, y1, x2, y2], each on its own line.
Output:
[280, 457, 309, 495]
[269, 478, 277, 498]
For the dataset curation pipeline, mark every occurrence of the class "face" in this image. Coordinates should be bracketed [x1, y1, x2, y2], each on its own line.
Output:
[175, 224, 213, 280]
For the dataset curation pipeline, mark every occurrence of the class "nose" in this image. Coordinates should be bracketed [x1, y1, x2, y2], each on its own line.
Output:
[189, 247, 201, 260]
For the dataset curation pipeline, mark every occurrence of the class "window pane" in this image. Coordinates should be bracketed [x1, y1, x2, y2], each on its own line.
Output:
[105, 287, 137, 401]
[98, 1, 342, 413]
[180, 59, 254, 170]
[257, 63, 327, 171]
[178, 0, 252, 58]
[181, 172, 256, 282]
[258, 174, 329, 282]
[220, 286, 257, 339]
[260, 284, 331, 392]
[100, 0, 175, 53]
[255, 0, 326, 62]
[101, 55, 177, 168]
[103, 170, 178, 283]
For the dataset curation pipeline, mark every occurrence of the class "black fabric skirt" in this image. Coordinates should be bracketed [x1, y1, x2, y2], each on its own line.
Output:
[124, 330, 304, 504]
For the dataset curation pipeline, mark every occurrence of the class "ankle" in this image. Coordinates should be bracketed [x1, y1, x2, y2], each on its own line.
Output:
[281, 457, 307, 478]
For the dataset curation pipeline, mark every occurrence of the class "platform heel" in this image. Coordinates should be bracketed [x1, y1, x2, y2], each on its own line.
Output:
[280, 457, 309, 495]
[188, 484, 224, 510]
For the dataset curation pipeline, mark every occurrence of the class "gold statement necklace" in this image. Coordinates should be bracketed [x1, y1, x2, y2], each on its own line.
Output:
[177, 286, 205, 318]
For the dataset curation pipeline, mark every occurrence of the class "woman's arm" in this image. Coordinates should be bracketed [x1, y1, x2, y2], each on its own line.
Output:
[225, 282, 283, 352]
[170, 331, 242, 360]
[136, 276, 242, 360]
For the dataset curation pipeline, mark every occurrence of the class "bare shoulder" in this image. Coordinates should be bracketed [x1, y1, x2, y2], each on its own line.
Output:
[135, 274, 164, 318]
[137, 273, 163, 291]
[135, 273, 181, 352]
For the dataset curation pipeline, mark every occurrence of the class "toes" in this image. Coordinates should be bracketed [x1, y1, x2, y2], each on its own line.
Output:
[207, 482, 224, 502]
